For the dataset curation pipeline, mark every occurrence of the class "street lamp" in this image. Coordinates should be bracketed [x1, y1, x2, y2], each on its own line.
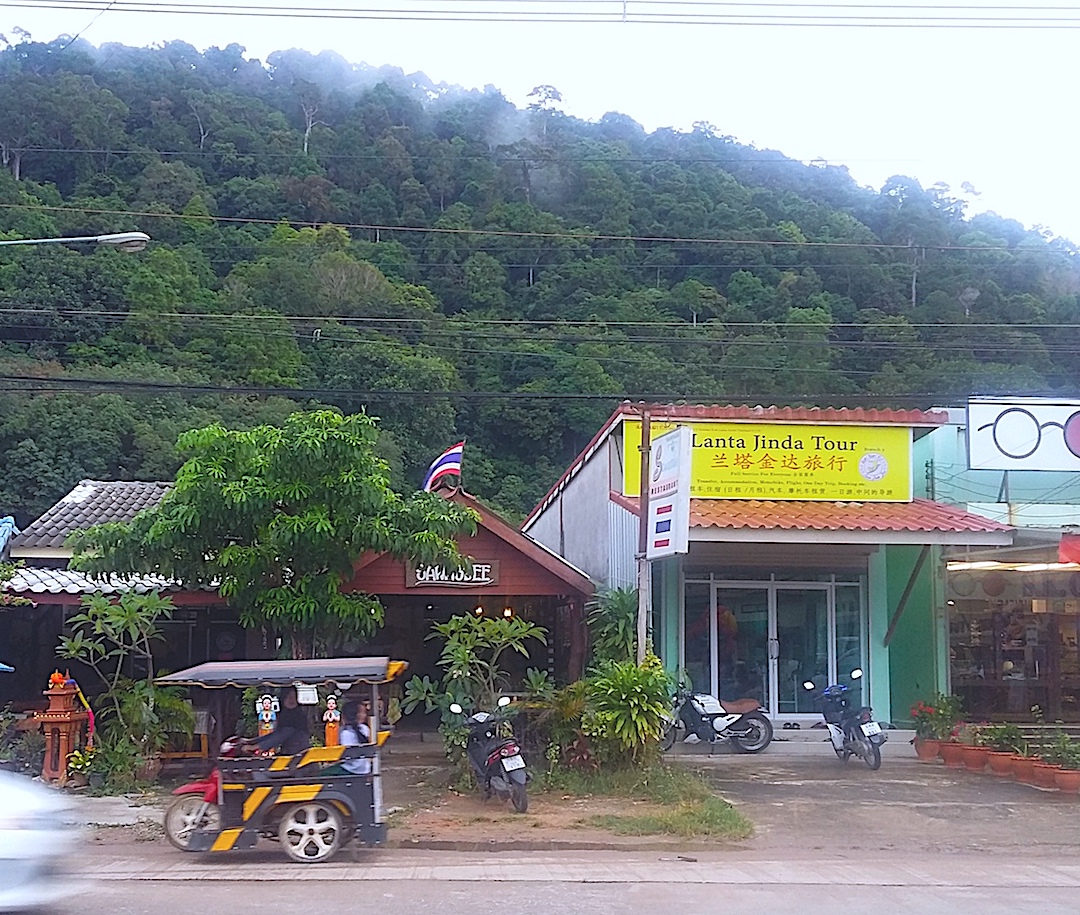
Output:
[0, 231, 151, 252]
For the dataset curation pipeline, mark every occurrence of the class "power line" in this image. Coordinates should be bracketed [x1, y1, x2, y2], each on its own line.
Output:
[1, 200, 1062, 253]
[5, 0, 1080, 27]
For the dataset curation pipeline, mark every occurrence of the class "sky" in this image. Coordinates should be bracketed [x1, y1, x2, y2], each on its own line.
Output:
[4, 1, 1078, 244]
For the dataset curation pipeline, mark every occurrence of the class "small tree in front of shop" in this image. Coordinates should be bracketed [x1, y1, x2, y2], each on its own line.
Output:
[70, 409, 478, 657]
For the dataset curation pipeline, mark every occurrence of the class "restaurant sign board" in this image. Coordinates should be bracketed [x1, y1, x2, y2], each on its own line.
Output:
[406, 560, 500, 588]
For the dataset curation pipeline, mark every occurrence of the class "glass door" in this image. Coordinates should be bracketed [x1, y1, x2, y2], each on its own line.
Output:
[774, 587, 830, 715]
[714, 588, 770, 708]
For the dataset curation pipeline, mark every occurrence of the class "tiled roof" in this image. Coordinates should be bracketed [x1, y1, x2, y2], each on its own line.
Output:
[688, 498, 1011, 533]
[626, 403, 949, 426]
[3, 566, 215, 597]
[609, 493, 1010, 534]
[9, 480, 171, 551]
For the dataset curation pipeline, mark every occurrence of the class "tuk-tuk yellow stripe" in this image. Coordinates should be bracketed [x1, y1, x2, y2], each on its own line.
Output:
[210, 828, 244, 852]
[222, 783, 246, 791]
[243, 786, 272, 821]
[377, 729, 391, 746]
[298, 746, 345, 767]
[277, 784, 323, 803]
[269, 756, 292, 771]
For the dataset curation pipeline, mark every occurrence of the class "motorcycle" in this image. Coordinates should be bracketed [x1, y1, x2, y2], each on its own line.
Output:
[163, 736, 242, 851]
[449, 696, 529, 814]
[660, 684, 774, 753]
[802, 668, 886, 770]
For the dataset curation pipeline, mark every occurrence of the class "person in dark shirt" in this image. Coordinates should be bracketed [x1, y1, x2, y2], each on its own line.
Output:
[245, 688, 311, 755]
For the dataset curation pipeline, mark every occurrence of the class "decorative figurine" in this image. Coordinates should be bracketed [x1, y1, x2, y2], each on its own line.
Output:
[323, 694, 341, 746]
[256, 694, 279, 739]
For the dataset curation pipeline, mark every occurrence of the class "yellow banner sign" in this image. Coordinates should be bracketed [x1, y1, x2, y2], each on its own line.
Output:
[623, 420, 912, 501]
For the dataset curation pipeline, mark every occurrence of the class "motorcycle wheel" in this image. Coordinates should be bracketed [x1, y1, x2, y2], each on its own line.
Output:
[510, 781, 529, 814]
[164, 796, 220, 852]
[278, 802, 344, 863]
[731, 712, 774, 753]
[834, 747, 851, 762]
[860, 736, 882, 770]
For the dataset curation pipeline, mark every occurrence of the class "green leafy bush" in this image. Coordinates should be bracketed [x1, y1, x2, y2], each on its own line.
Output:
[586, 588, 639, 665]
[581, 655, 672, 767]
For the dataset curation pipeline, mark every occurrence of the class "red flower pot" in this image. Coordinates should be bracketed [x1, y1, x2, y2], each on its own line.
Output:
[913, 738, 941, 761]
[1012, 756, 1038, 783]
[961, 745, 991, 771]
[986, 751, 1015, 776]
[1033, 763, 1062, 789]
[1054, 769, 1080, 793]
[940, 742, 966, 768]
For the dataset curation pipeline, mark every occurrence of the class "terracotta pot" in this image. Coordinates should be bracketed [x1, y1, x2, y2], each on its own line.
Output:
[1033, 762, 1062, 790]
[66, 772, 89, 788]
[986, 751, 1015, 776]
[940, 742, 966, 768]
[136, 754, 163, 783]
[1053, 768, 1080, 793]
[913, 738, 941, 761]
[961, 745, 991, 771]
[1012, 755, 1038, 783]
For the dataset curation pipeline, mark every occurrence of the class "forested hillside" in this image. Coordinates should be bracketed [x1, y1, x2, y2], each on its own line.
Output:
[1, 37, 1077, 525]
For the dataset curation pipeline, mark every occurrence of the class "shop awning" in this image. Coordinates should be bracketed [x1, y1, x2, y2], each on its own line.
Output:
[612, 493, 1012, 546]
[156, 657, 408, 689]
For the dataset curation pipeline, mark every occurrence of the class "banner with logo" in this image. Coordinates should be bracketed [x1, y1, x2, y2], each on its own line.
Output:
[646, 425, 692, 560]
[623, 420, 912, 502]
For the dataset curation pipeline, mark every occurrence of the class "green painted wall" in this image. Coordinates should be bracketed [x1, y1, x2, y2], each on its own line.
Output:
[651, 557, 681, 674]
[885, 543, 944, 727]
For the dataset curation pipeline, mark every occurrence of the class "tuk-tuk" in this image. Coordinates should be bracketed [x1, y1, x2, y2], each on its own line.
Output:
[155, 656, 406, 863]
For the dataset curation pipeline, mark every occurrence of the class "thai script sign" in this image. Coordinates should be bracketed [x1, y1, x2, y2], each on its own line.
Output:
[406, 560, 500, 588]
[968, 398, 1080, 471]
[623, 420, 912, 502]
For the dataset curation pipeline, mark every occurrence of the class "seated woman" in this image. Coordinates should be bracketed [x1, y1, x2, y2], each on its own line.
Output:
[328, 700, 372, 776]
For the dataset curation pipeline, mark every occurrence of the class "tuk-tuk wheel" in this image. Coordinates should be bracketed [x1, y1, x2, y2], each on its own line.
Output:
[278, 802, 345, 863]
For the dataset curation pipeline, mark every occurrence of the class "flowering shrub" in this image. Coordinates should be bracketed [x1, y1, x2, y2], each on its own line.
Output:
[910, 693, 964, 740]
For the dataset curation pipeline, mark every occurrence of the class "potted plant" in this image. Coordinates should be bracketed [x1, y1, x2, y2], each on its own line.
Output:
[956, 722, 991, 771]
[909, 694, 963, 761]
[65, 747, 96, 787]
[980, 723, 1025, 776]
[1053, 740, 1080, 793]
[940, 722, 968, 768]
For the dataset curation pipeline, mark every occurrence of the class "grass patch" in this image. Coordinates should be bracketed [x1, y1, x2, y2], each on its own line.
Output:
[540, 764, 753, 840]
[589, 797, 751, 839]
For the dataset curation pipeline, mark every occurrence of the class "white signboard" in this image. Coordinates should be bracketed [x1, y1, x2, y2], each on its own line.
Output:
[968, 398, 1080, 471]
[646, 425, 692, 560]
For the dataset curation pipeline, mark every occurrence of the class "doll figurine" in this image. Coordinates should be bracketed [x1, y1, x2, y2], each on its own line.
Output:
[323, 694, 341, 746]
[256, 694, 279, 739]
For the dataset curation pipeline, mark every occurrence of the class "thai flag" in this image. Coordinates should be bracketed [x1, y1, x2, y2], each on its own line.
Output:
[422, 441, 465, 491]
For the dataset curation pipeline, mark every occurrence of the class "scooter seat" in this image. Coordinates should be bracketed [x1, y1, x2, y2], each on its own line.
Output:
[720, 698, 761, 714]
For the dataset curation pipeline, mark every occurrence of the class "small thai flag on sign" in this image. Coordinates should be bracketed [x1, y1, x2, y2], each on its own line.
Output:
[422, 441, 465, 491]
[656, 504, 673, 515]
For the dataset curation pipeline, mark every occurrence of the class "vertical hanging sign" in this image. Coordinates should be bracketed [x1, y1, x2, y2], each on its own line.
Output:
[646, 425, 692, 560]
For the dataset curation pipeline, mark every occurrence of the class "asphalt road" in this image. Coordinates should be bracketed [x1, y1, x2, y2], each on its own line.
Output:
[63, 751, 1080, 915]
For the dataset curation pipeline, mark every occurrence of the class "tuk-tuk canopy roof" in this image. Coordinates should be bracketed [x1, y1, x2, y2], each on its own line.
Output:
[156, 657, 407, 689]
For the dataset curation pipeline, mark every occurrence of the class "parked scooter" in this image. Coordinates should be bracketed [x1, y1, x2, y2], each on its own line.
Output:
[661, 683, 773, 753]
[449, 696, 529, 813]
[802, 669, 886, 770]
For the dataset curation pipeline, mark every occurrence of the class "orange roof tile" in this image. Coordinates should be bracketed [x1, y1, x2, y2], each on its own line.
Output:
[628, 403, 948, 426]
[610, 493, 1011, 534]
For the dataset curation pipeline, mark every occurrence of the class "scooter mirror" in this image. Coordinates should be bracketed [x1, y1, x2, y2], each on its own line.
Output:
[802, 680, 816, 691]
[497, 696, 512, 708]
[850, 668, 864, 680]
[449, 703, 463, 714]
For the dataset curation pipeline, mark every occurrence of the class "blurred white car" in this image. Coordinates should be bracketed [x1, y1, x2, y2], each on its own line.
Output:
[0, 771, 81, 912]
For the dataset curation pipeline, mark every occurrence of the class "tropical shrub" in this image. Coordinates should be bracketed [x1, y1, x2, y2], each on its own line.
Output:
[586, 587, 639, 665]
[582, 654, 673, 767]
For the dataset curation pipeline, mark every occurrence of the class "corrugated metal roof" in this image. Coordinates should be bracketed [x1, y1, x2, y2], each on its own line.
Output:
[9, 480, 171, 551]
[3, 566, 215, 596]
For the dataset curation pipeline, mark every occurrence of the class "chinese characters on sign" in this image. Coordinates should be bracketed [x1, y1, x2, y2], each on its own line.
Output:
[623, 421, 912, 502]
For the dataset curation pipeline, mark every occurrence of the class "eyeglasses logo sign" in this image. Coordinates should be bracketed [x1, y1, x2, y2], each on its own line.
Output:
[968, 399, 1080, 471]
